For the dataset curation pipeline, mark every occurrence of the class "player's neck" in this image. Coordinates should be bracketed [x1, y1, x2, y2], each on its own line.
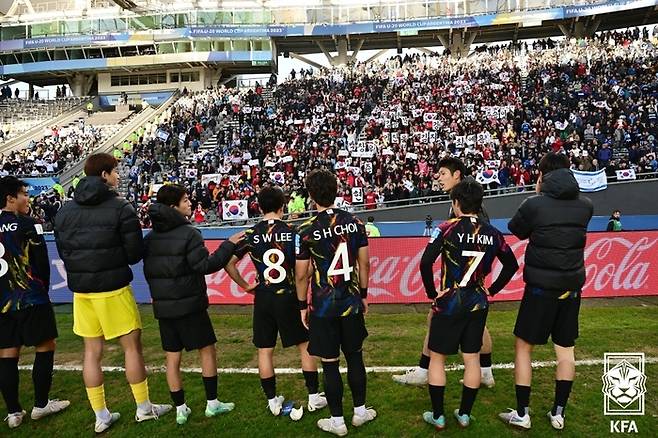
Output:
[458, 213, 478, 218]
[262, 213, 280, 221]
[1, 207, 18, 215]
[316, 204, 336, 213]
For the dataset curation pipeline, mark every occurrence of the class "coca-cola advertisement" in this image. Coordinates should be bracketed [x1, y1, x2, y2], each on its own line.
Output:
[45, 231, 658, 304]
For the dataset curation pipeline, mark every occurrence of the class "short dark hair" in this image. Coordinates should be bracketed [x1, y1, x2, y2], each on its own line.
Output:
[450, 180, 484, 214]
[156, 184, 187, 207]
[0, 176, 28, 209]
[305, 169, 337, 208]
[438, 157, 467, 180]
[84, 153, 118, 177]
[367, 216, 375, 223]
[538, 152, 570, 175]
[258, 186, 285, 214]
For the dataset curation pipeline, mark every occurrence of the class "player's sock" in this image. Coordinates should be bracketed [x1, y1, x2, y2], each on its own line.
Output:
[346, 351, 367, 408]
[331, 416, 346, 426]
[458, 385, 479, 416]
[202, 375, 218, 402]
[480, 353, 493, 377]
[260, 376, 276, 400]
[170, 389, 185, 407]
[303, 370, 320, 395]
[428, 384, 445, 419]
[130, 379, 152, 413]
[0, 357, 22, 413]
[552, 380, 573, 416]
[354, 405, 367, 417]
[86, 384, 111, 422]
[322, 361, 344, 417]
[418, 354, 431, 370]
[32, 351, 54, 409]
[515, 384, 531, 417]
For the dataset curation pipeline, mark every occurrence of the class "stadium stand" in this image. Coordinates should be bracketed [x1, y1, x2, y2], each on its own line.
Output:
[101, 29, 657, 227]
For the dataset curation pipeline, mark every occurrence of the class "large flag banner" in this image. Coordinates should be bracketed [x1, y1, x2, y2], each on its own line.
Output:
[201, 173, 223, 186]
[572, 168, 608, 192]
[222, 200, 248, 221]
[616, 168, 637, 180]
[476, 169, 500, 185]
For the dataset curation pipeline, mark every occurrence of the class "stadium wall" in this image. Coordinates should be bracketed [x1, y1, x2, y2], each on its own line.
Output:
[45, 231, 658, 305]
[353, 179, 658, 223]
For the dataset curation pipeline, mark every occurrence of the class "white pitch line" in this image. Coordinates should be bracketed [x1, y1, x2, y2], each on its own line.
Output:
[18, 357, 658, 375]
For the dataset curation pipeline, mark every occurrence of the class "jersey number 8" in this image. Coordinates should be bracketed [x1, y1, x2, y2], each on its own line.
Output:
[263, 248, 286, 284]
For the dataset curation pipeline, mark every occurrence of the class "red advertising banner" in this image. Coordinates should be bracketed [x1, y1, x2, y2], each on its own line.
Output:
[203, 231, 658, 304]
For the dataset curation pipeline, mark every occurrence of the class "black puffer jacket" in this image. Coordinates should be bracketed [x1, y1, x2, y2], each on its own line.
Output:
[508, 168, 593, 296]
[54, 176, 142, 293]
[144, 203, 235, 319]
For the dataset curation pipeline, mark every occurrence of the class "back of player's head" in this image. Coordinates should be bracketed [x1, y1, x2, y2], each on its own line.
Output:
[438, 157, 467, 179]
[84, 153, 118, 177]
[258, 185, 285, 214]
[0, 176, 28, 209]
[305, 169, 337, 208]
[367, 216, 375, 223]
[538, 152, 570, 176]
[450, 180, 484, 214]
[156, 184, 187, 207]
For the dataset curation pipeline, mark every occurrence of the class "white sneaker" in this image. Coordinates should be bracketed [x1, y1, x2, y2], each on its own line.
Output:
[499, 409, 531, 430]
[352, 408, 377, 427]
[31, 399, 71, 420]
[308, 393, 328, 412]
[4, 410, 26, 429]
[391, 367, 428, 386]
[95, 412, 120, 434]
[547, 411, 565, 430]
[317, 418, 348, 436]
[135, 403, 173, 422]
[268, 395, 285, 416]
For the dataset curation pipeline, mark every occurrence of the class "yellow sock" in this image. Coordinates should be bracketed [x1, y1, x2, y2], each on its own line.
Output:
[86, 385, 107, 412]
[129, 378, 150, 406]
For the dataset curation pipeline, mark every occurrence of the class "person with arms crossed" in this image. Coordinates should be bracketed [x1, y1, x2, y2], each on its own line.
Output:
[420, 180, 518, 430]
[54, 153, 172, 433]
[393, 157, 496, 388]
[144, 184, 243, 425]
[0, 177, 69, 429]
[295, 170, 376, 436]
[225, 186, 327, 417]
[499, 152, 593, 431]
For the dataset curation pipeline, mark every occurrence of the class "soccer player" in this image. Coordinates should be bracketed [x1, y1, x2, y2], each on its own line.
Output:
[225, 186, 327, 416]
[54, 153, 172, 433]
[144, 184, 243, 425]
[295, 170, 376, 436]
[420, 180, 518, 430]
[393, 157, 496, 388]
[0, 177, 69, 429]
[499, 152, 592, 431]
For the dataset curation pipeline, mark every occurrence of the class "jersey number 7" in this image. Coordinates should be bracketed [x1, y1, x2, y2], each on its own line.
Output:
[459, 250, 485, 287]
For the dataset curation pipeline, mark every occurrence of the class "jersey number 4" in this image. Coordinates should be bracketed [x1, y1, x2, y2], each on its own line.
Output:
[328, 242, 353, 281]
[459, 250, 485, 287]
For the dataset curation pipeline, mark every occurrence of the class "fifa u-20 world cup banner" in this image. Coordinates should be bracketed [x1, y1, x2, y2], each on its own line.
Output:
[45, 231, 658, 304]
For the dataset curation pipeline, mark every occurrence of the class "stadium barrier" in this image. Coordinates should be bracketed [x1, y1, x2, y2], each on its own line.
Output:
[46, 231, 658, 304]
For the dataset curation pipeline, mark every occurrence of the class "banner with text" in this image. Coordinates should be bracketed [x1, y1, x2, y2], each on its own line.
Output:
[45, 231, 658, 304]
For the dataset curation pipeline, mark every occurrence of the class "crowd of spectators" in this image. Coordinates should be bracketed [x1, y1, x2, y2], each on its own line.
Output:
[9, 28, 658, 227]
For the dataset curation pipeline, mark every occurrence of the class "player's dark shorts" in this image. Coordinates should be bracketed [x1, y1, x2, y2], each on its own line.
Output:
[308, 313, 368, 359]
[514, 289, 581, 347]
[158, 310, 217, 352]
[429, 308, 488, 355]
[253, 292, 308, 349]
[0, 304, 58, 349]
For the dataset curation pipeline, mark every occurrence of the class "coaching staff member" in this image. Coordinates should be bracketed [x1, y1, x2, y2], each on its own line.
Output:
[499, 152, 593, 431]
[55, 153, 171, 433]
